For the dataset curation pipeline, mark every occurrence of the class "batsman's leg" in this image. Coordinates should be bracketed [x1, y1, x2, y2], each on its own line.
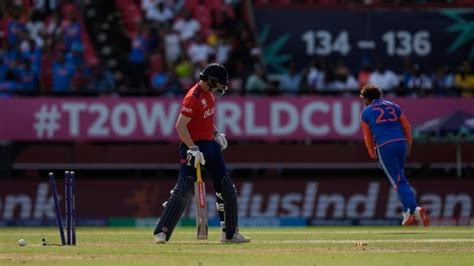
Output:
[153, 175, 194, 242]
[206, 141, 249, 243]
[216, 192, 226, 241]
[220, 175, 250, 243]
[215, 192, 226, 232]
[221, 175, 238, 238]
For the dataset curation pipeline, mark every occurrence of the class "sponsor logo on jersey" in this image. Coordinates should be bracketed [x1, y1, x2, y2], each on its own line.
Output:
[203, 107, 215, 118]
[182, 106, 192, 113]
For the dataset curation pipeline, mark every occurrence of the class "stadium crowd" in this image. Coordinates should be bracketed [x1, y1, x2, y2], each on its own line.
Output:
[0, 0, 472, 97]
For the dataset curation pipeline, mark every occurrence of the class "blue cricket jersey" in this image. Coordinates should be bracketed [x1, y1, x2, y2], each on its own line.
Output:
[360, 99, 408, 147]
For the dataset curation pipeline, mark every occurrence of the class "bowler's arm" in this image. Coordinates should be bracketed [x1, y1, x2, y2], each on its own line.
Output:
[361, 121, 377, 159]
[399, 113, 413, 155]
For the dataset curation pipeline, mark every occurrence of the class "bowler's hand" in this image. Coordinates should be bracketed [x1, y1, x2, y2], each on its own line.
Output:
[369, 150, 377, 160]
[186, 146, 206, 168]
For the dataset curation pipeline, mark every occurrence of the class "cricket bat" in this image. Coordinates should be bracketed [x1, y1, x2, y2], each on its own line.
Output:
[195, 163, 208, 239]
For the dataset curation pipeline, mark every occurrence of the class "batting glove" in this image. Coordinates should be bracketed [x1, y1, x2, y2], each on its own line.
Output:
[187, 146, 206, 168]
[214, 132, 228, 150]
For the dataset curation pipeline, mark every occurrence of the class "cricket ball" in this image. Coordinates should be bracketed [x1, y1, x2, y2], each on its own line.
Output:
[18, 239, 26, 247]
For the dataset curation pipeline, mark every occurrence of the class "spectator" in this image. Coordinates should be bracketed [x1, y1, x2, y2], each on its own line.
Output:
[17, 59, 39, 92]
[368, 63, 399, 92]
[52, 54, 75, 93]
[167, 0, 185, 13]
[4, 45, 18, 71]
[10, 0, 460, 97]
[225, 25, 256, 79]
[18, 28, 32, 57]
[128, 25, 148, 89]
[306, 59, 325, 91]
[174, 54, 193, 89]
[71, 63, 91, 92]
[327, 65, 359, 93]
[142, 0, 175, 21]
[0, 54, 8, 83]
[358, 64, 371, 88]
[0, 2, 92, 95]
[142, 0, 160, 12]
[455, 61, 474, 97]
[45, 11, 61, 40]
[150, 64, 169, 94]
[0, 10, 6, 47]
[150, 66, 182, 96]
[66, 42, 84, 67]
[187, 35, 214, 64]
[249, 46, 265, 73]
[279, 62, 301, 95]
[33, 0, 59, 12]
[163, 70, 183, 96]
[193, 0, 212, 36]
[147, 26, 161, 54]
[28, 40, 43, 72]
[172, 10, 200, 42]
[405, 64, 433, 95]
[145, 1, 174, 25]
[86, 65, 115, 94]
[61, 12, 82, 52]
[228, 60, 245, 95]
[0, 70, 19, 94]
[433, 66, 455, 96]
[26, 10, 45, 47]
[148, 51, 163, 77]
[6, 11, 24, 48]
[215, 36, 231, 65]
[245, 66, 269, 94]
[163, 26, 181, 65]
[20, 39, 41, 69]
[38, 48, 53, 92]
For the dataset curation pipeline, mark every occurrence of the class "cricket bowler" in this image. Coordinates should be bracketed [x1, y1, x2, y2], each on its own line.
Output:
[360, 84, 430, 227]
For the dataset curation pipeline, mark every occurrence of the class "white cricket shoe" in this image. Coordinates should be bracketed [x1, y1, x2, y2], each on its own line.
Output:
[220, 230, 251, 243]
[401, 211, 417, 226]
[154, 232, 167, 244]
[414, 207, 430, 227]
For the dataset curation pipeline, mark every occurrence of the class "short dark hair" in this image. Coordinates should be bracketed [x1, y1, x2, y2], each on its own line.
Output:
[360, 84, 382, 100]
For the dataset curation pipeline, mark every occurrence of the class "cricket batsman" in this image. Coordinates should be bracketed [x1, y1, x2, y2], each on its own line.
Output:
[153, 63, 250, 243]
[360, 84, 430, 227]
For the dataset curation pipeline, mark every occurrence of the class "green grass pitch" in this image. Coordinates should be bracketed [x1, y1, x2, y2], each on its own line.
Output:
[1, 226, 473, 265]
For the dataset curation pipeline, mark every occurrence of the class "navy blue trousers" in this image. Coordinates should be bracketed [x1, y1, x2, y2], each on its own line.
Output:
[377, 140, 418, 213]
[179, 140, 228, 193]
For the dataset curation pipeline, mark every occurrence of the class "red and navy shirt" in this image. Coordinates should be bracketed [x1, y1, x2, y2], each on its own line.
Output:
[180, 83, 216, 141]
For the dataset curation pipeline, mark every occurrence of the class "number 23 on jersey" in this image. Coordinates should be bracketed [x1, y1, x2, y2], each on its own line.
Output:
[373, 106, 398, 123]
